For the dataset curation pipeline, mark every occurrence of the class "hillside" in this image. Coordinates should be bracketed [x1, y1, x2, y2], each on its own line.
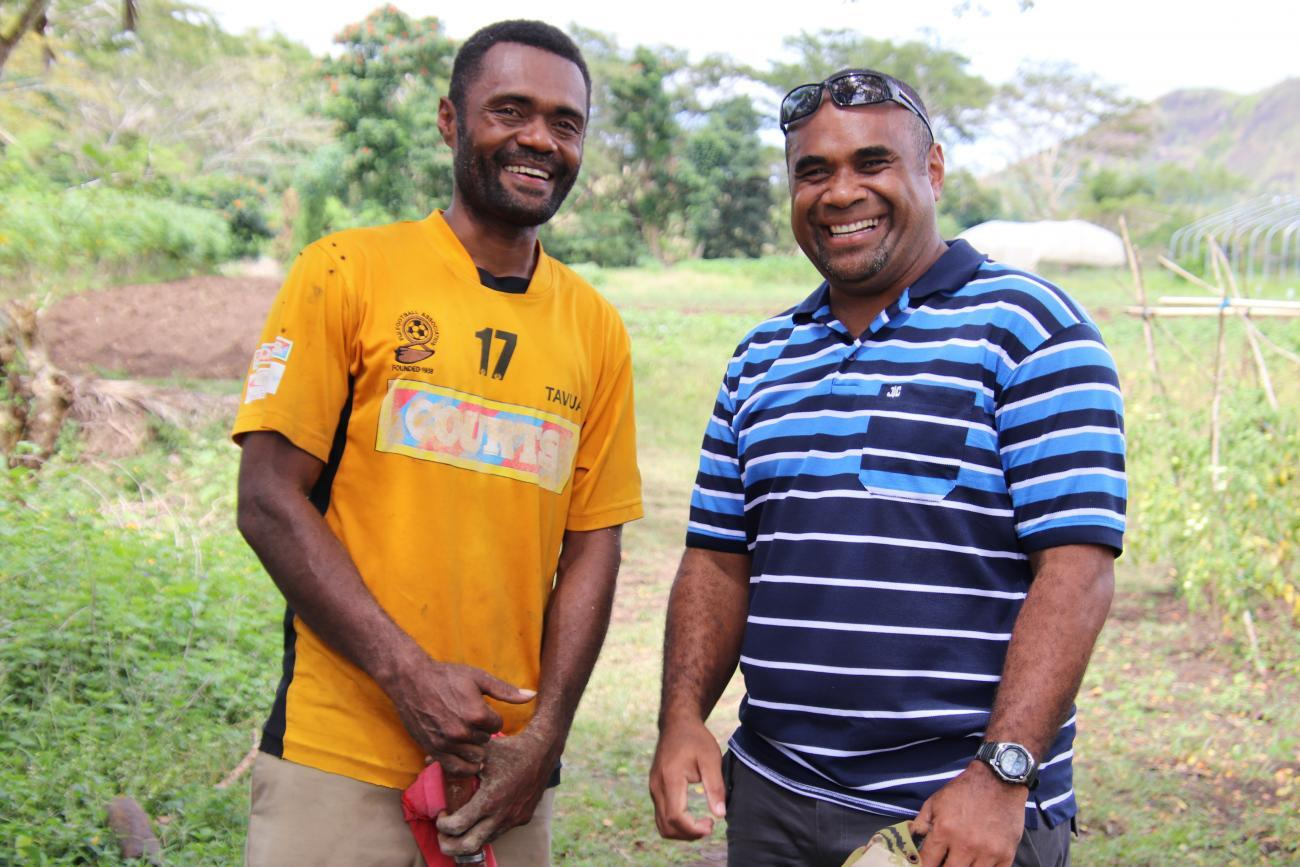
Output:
[1124, 78, 1299, 191]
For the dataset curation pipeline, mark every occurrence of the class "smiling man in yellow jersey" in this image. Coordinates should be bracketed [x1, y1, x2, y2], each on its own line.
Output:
[233, 20, 641, 866]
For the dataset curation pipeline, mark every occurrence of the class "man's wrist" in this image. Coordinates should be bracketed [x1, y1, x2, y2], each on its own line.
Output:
[369, 634, 434, 694]
[973, 741, 1040, 789]
[517, 703, 568, 753]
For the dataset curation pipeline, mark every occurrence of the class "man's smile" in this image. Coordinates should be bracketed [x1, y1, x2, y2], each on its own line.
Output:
[505, 164, 552, 181]
[826, 217, 880, 238]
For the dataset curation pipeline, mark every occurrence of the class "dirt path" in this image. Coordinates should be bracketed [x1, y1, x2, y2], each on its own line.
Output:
[40, 274, 280, 381]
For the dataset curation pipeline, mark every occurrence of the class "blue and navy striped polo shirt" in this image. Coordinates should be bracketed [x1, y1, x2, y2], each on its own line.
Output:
[686, 239, 1126, 828]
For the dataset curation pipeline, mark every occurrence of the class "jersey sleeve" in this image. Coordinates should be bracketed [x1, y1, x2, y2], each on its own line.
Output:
[565, 314, 643, 531]
[685, 370, 748, 553]
[231, 242, 357, 461]
[998, 321, 1127, 555]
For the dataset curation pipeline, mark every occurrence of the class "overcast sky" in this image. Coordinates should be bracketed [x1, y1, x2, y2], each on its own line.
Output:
[208, 0, 1297, 102]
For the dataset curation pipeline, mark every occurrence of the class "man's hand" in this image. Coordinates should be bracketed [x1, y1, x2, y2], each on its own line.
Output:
[910, 762, 1026, 867]
[648, 718, 727, 840]
[386, 655, 536, 777]
[434, 725, 558, 856]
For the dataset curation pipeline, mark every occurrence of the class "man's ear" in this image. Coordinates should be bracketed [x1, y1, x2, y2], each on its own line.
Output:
[928, 142, 945, 202]
[437, 96, 458, 150]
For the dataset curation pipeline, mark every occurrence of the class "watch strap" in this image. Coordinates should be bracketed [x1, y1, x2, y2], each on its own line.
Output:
[976, 741, 1039, 789]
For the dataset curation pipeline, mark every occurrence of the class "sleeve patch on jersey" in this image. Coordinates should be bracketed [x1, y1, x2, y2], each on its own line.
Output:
[243, 337, 294, 403]
[377, 380, 580, 493]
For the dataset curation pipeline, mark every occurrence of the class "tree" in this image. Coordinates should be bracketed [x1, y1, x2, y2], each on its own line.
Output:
[762, 30, 996, 142]
[2, 0, 325, 191]
[1078, 160, 1246, 247]
[993, 62, 1141, 219]
[604, 44, 684, 261]
[681, 96, 775, 258]
[937, 168, 1003, 235]
[0, 0, 137, 75]
[321, 6, 457, 220]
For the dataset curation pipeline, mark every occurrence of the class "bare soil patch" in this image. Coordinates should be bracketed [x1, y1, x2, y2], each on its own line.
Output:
[40, 274, 280, 381]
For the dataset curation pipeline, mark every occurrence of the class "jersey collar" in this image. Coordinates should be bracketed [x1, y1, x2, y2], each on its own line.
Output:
[421, 210, 556, 299]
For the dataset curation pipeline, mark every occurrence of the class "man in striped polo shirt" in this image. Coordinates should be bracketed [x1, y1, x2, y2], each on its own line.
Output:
[649, 69, 1125, 866]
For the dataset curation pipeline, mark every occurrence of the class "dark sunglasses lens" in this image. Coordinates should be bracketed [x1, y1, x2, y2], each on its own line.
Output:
[781, 84, 824, 128]
[827, 73, 891, 108]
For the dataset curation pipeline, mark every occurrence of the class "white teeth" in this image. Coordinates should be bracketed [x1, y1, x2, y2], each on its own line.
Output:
[506, 165, 550, 179]
[829, 218, 879, 236]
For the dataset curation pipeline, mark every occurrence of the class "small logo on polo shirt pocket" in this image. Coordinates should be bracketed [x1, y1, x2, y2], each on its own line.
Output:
[859, 384, 977, 502]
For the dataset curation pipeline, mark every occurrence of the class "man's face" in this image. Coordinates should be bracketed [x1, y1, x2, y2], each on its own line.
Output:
[785, 100, 944, 300]
[443, 42, 587, 228]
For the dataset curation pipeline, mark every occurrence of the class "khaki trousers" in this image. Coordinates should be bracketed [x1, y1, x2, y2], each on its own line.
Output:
[245, 752, 554, 867]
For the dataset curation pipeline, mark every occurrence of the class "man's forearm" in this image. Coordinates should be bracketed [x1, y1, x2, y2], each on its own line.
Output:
[236, 448, 424, 690]
[527, 526, 624, 746]
[985, 544, 1115, 758]
[658, 548, 752, 728]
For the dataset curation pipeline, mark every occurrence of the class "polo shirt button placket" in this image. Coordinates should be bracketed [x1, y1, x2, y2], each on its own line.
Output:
[831, 339, 865, 395]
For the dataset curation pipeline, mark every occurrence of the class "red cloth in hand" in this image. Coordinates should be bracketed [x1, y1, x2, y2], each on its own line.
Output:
[401, 762, 497, 867]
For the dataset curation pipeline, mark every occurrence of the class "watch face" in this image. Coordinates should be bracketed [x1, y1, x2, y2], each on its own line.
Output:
[998, 747, 1029, 778]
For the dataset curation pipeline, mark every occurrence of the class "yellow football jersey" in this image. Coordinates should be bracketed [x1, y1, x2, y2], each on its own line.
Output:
[233, 211, 642, 788]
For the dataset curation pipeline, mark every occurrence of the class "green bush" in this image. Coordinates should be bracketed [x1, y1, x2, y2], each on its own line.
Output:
[1125, 390, 1300, 623]
[0, 187, 232, 294]
[0, 436, 277, 863]
[541, 209, 647, 268]
[178, 176, 277, 259]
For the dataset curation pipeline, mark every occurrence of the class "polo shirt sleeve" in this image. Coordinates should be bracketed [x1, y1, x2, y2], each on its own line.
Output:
[565, 315, 643, 531]
[231, 241, 357, 462]
[997, 321, 1127, 555]
[686, 371, 748, 553]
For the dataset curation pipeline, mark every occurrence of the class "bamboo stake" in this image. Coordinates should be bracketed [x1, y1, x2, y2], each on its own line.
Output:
[1209, 239, 1279, 411]
[1207, 237, 1228, 479]
[1157, 255, 1223, 296]
[1124, 306, 1300, 318]
[1253, 328, 1300, 366]
[1209, 237, 1226, 291]
[1241, 609, 1268, 675]
[1119, 215, 1164, 392]
[1155, 296, 1300, 310]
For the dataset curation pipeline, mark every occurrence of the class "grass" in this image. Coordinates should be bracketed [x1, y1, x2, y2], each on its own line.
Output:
[1, 256, 1297, 863]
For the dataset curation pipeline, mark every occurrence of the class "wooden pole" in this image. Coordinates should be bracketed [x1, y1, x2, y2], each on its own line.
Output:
[1206, 237, 1228, 479]
[1241, 609, 1268, 675]
[1124, 306, 1300, 318]
[1209, 238, 1279, 412]
[1155, 296, 1300, 310]
[1119, 215, 1164, 392]
[1157, 255, 1223, 296]
[1208, 237, 1227, 292]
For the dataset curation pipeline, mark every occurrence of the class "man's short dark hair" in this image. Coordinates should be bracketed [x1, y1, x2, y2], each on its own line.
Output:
[887, 73, 934, 165]
[449, 20, 591, 112]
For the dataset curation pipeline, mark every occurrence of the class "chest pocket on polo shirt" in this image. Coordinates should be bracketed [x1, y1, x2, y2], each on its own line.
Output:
[859, 383, 980, 502]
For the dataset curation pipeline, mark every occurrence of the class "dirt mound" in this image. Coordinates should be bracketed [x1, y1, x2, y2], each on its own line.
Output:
[41, 274, 280, 381]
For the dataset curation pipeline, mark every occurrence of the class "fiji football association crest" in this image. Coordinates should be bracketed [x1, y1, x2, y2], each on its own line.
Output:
[395, 311, 439, 364]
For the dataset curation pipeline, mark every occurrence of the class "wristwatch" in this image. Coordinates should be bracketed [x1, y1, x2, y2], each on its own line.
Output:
[976, 741, 1039, 788]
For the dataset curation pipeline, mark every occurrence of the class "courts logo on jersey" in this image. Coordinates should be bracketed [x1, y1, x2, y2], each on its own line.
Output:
[377, 380, 580, 493]
[394, 311, 439, 364]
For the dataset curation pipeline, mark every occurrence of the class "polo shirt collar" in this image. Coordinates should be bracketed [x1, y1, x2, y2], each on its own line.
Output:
[909, 238, 986, 300]
[790, 239, 988, 323]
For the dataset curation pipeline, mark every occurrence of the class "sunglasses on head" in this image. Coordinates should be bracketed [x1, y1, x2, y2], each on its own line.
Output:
[779, 70, 933, 140]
